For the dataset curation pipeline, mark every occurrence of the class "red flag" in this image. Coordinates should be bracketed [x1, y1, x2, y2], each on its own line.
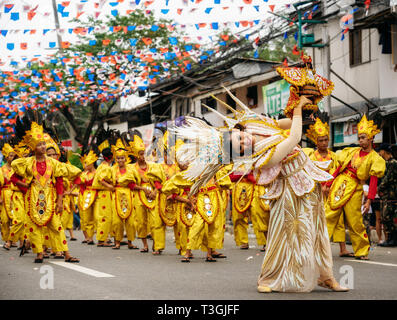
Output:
[269, 5, 275, 12]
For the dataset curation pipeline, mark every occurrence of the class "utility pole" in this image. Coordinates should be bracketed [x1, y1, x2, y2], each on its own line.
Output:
[51, 0, 63, 51]
[51, 0, 78, 151]
[321, 0, 332, 145]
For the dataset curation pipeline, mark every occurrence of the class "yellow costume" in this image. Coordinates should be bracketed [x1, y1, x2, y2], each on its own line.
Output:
[111, 163, 136, 243]
[61, 163, 82, 232]
[186, 168, 232, 252]
[1, 163, 17, 243]
[230, 167, 270, 248]
[303, 147, 346, 243]
[11, 156, 69, 254]
[326, 115, 385, 257]
[162, 172, 194, 256]
[92, 160, 114, 243]
[304, 118, 347, 243]
[77, 150, 98, 241]
[325, 147, 385, 257]
[77, 170, 97, 239]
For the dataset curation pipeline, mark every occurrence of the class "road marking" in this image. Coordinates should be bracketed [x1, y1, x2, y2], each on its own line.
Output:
[49, 261, 115, 278]
[345, 259, 397, 268]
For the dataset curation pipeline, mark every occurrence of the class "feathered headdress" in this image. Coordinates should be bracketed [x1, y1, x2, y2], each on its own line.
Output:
[15, 109, 45, 151]
[96, 126, 112, 154]
[276, 55, 334, 118]
[111, 131, 130, 160]
[357, 114, 381, 139]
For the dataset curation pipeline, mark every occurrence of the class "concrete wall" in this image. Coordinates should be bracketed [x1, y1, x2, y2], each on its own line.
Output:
[308, 17, 397, 109]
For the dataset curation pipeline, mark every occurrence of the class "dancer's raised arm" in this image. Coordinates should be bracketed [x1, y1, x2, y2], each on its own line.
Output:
[262, 95, 311, 169]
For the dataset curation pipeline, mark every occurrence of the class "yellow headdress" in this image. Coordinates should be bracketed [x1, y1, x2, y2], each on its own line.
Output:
[276, 55, 334, 118]
[44, 132, 60, 156]
[112, 138, 130, 160]
[14, 140, 30, 158]
[305, 118, 330, 144]
[128, 135, 145, 158]
[1, 143, 15, 158]
[80, 150, 98, 168]
[357, 114, 380, 139]
[22, 121, 45, 151]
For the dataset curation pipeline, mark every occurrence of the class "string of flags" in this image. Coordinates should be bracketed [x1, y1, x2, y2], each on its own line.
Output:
[0, 0, 286, 21]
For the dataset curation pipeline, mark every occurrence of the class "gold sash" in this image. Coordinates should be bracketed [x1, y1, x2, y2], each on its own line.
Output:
[78, 188, 97, 212]
[178, 202, 195, 227]
[158, 192, 177, 226]
[138, 182, 156, 209]
[196, 189, 220, 224]
[114, 186, 133, 220]
[232, 181, 254, 213]
[329, 172, 358, 210]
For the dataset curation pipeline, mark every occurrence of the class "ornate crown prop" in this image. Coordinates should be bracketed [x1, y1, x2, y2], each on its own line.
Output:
[276, 55, 334, 119]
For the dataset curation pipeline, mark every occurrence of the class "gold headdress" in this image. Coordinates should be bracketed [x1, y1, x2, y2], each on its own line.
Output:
[96, 127, 112, 153]
[23, 122, 45, 151]
[13, 140, 30, 158]
[128, 134, 145, 158]
[44, 132, 60, 156]
[1, 143, 15, 158]
[14, 110, 47, 151]
[276, 55, 334, 118]
[112, 138, 129, 159]
[305, 118, 330, 144]
[80, 149, 98, 168]
[357, 114, 380, 139]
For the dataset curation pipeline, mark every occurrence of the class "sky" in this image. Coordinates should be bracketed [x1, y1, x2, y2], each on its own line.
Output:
[0, 0, 299, 68]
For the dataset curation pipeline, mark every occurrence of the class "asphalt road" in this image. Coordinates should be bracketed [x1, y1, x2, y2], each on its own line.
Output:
[1, 227, 396, 301]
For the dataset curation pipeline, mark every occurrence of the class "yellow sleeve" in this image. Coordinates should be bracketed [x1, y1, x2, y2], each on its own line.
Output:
[11, 157, 29, 178]
[64, 162, 82, 180]
[92, 163, 113, 188]
[302, 148, 315, 158]
[328, 151, 339, 175]
[369, 153, 386, 178]
[215, 165, 232, 190]
[0, 169, 4, 187]
[162, 178, 180, 196]
[49, 158, 68, 178]
[117, 164, 138, 187]
[147, 162, 166, 185]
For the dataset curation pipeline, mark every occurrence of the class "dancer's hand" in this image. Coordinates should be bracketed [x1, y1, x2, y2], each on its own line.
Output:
[363, 199, 371, 214]
[298, 95, 313, 109]
[56, 197, 63, 214]
[321, 184, 330, 197]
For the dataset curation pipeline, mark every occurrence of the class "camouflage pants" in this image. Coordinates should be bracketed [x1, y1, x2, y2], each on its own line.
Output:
[382, 203, 397, 234]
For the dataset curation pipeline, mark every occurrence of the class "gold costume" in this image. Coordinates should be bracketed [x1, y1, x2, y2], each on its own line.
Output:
[111, 163, 136, 242]
[186, 168, 232, 252]
[130, 162, 163, 247]
[231, 169, 270, 247]
[11, 156, 69, 254]
[325, 147, 385, 257]
[162, 172, 195, 256]
[158, 163, 180, 249]
[77, 170, 97, 239]
[303, 147, 346, 242]
[92, 160, 114, 242]
[61, 163, 82, 231]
